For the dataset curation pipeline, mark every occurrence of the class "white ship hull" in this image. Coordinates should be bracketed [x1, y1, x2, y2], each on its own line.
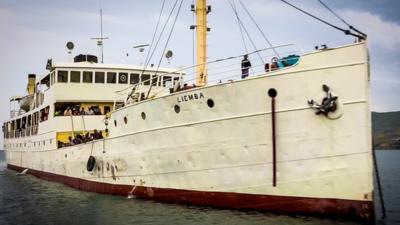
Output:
[5, 42, 374, 221]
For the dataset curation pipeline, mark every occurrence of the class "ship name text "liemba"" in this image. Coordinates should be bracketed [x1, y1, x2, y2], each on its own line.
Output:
[177, 92, 205, 103]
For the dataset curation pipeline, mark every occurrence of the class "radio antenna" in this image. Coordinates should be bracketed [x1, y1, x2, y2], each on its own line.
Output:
[91, 0, 108, 63]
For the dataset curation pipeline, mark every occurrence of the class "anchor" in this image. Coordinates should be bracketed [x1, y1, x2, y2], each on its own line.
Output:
[308, 84, 339, 117]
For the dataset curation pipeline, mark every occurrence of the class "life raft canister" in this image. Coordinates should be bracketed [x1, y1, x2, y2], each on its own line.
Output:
[86, 156, 96, 172]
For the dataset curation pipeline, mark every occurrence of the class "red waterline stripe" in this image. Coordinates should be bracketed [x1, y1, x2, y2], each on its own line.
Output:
[7, 164, 374, 222]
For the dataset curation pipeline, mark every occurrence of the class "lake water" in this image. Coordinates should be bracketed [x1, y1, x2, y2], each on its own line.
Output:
[0, 150, 399, 225]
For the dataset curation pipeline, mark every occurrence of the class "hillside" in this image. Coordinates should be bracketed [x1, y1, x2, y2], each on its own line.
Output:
[372, 111, 400, 149]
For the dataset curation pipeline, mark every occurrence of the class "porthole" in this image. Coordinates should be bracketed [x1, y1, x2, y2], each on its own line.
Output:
[174, 105, 180, 114]
[114, 120, 117, 127]
[207, 99, 214, 108]
[268, 88, 277, 98]
[124, 116, 128, 124]
[141, 112, 146, 120]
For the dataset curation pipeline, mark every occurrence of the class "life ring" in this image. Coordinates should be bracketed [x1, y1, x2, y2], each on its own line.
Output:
[86, 156, 96, 172]
[120, 74, 127, 82]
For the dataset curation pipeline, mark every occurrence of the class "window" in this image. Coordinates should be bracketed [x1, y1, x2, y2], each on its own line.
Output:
[70, 71, 81, 83]
[104, 106, 111, 114]
[163, 76, 172, 87]
[57, 71, 68, 83]
[83, 71, 93, 83]
[153, 75, 160, 86]
[95, 72, 105, 83]
[119, 73, 128, 84]
[107, 72, 117, 83]
[40, 106, 50, 122]
[130, 73, 139, 84]
[142, 74, 151, 85]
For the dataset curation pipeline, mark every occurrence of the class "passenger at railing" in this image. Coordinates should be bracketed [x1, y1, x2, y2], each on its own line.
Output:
[57, 141, 64, 148]
[98, 131, 104, 139]
[74, 134, 83, 145]
[140, 93, 146, 101]
[92, 129, 101, 140]
[68, 136, 73, 146]
[270, 57, 279, 71]
[54, 110, 62, 116]
[64, 107, 72, 116]
[93, 107, 101, 115]
[84, 132, 92, 143]
[241, 55, 251, 79]
[80, 107, 86, 115]
[87, 108, 95, 115]
[72, 106, 80, 115]
[265, 63, 270, 72]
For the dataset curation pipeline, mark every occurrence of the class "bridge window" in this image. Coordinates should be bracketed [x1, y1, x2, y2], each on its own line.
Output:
[70, 71, 81, 83]
[95, 72, 105, 83]
[142, 74, 151, 85]
[163, 76, 172, 87]
[130, 73, 139, 84]
[104, 106, 111, 114]
[57, 70, 68, 83]
[83, 71, 93, 83]
[153, 75, 160, 86]
[107, 72, 117, 83]
[119, 72, 128, 84]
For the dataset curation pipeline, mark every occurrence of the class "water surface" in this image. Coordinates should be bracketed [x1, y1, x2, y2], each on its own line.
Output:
[0, 150, 398, 225]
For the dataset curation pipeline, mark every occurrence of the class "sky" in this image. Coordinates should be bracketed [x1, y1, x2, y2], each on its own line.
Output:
[0, 0, 399, 146]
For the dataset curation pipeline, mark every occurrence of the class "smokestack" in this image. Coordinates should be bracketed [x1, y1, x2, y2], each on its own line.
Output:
[27, 74, 36, 95]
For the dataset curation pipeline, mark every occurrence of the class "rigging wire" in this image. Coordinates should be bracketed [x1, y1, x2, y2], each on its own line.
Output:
[127, 0, 178, 100]
[146, 0, 184, 98]
[279, 0, 366, 40]
[317, 0, 367, 38]
[143, 0, 166, 70]
[192, 0, 196, 70]
[231, 0, 249, 53]
[227, 0, 264, 64]
[144, 0, 179, 69]
[230, 0, 255, 75]
[372, 137, 387, 219]
[237, 0, 280, 58]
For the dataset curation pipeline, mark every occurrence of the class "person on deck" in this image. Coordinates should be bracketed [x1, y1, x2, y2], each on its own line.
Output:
[63, 107, 72, 116]
[241, 55, 251, 79]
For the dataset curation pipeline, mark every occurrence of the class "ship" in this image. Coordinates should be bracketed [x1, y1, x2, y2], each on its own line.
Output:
[2, 0, 374, 222]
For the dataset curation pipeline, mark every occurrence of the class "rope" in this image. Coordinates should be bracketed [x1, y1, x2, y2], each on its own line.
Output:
[146, 0, 184, 99]
[231, 0, 249, 53]
[69, 115, 75, 139]
[372, 138, 387, 219]
[81, 115, 86, 133]
[143, 0, 166, 69]
[317, 0, 367, 38]
[127, 0, 177, 100]
[227, 0, 264, 64]
[90, 141, 94, 156]
[280, 0, 366, 40]
[192, 0, 195, 72]
[238, 0, 280, 59]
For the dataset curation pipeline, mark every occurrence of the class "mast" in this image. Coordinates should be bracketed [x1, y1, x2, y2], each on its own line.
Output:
[91, 0, 108, 63]
[194, 0, 210, 86]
